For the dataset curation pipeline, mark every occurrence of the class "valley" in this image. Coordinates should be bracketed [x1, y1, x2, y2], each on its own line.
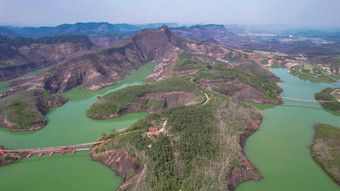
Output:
[0, 22, 339, 191]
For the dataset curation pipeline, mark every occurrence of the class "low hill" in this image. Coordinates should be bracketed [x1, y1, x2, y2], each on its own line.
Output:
[315, 88, 340, 112]
[0, 27, 18, 38]
[91, 78, 263, 190]
[192, 66, 282, 104]
[86, 77, 205, 119]
[311, 124, 340, 185]
[0, 90, 67, 131]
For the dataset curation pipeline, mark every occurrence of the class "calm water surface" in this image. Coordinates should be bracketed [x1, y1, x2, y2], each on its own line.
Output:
[0, 62, 156, 191]
[237, 68, 340, 191]
[1, 65, 339, 191]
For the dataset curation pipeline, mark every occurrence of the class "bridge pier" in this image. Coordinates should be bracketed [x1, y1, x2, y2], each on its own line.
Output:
[1, 140, 107, 160]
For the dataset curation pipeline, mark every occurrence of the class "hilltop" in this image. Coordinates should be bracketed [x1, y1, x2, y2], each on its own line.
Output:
[0, 90, 67, 131]
[90, 77, 263, 190]
[86, 77, 205, 119]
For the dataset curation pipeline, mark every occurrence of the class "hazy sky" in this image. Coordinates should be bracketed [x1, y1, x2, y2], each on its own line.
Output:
[1, 0, 339, 27]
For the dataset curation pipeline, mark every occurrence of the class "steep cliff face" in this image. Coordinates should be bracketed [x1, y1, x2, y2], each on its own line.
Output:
[91, 149, 144, 190]
[35, 91, 68, 115]
[0, 36, 94, 81]
[1, 28, 188, 95]
[226, 119, 263, 191]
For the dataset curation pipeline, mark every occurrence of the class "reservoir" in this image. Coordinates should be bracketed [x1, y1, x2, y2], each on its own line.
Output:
[237, 68, 340, 191]
[0, 62, 156, 191]
[0, 65, 339, 190]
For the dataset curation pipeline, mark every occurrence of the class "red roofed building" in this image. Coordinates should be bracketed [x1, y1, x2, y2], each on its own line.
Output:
[148, 126, 160, 137]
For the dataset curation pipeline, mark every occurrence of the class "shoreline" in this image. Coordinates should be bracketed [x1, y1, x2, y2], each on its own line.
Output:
[310, 123, 340, 185]
[91, 114, 263, 191]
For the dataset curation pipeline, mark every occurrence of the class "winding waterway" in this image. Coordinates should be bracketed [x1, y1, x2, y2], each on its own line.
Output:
[0, 65, 339, 190]
[237, 68, 340, 191]
[0, 62, 156, 191]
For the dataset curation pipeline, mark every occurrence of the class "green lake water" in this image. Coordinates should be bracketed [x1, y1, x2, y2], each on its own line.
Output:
[237, 68, 340, 191]
[1, 65, 340, 191]
[0, 62, 156, 191]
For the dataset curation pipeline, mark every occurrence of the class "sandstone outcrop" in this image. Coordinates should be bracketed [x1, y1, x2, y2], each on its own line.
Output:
[0, 36, 94, 81]
[91, 149, 144, 190]
[226, 118, 263, 190]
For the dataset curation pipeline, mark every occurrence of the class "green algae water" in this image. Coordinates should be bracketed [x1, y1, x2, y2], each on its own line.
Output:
[1, 64, 340, 191]
[237, 68, 340, 191]
[0, 62, 156, 191]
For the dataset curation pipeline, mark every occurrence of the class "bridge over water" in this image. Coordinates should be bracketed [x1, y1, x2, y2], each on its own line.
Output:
[0, 139, 110, 158]
[279, 96, 336, 103]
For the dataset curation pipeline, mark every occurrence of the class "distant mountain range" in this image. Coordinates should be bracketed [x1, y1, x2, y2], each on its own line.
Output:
[0, 22, 181, 38]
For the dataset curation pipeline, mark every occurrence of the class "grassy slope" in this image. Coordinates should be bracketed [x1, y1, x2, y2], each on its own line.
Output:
[95, 88, 262, 190]
[171, 51, 282, 103]
[311, 124, 340, 185]
[330, 89, 340, 101]
[315, 88, 340, 112]
[192, 67, 282, 103]
[86, 77, 206, 119]
[0, 90, 55, 128]
[172, 51, 227, 71]
[253, 50, 289, 57]
[290, 64, 336, 83]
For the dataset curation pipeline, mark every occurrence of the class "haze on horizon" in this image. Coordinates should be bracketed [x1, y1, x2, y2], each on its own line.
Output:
[0, 0, 340, 28]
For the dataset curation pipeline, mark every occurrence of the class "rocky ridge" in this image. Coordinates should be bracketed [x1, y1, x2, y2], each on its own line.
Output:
[1, 27, 277, 99]
[0, 35, 94, 81]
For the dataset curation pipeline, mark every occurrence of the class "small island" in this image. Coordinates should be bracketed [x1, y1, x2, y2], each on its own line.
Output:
[311, 123, 340, 185]
[0, 90, 67, 131]
[315, 88, 340, 112]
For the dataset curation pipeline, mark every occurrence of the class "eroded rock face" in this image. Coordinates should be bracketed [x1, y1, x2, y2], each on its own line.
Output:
[0, 39, 94, 82]
[1, 27, 242, 97]
[226, 118, 263, 191]
[1, 28, 184, 96]
[91, 149, 143, 190]
[35, 92, 68, 115]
